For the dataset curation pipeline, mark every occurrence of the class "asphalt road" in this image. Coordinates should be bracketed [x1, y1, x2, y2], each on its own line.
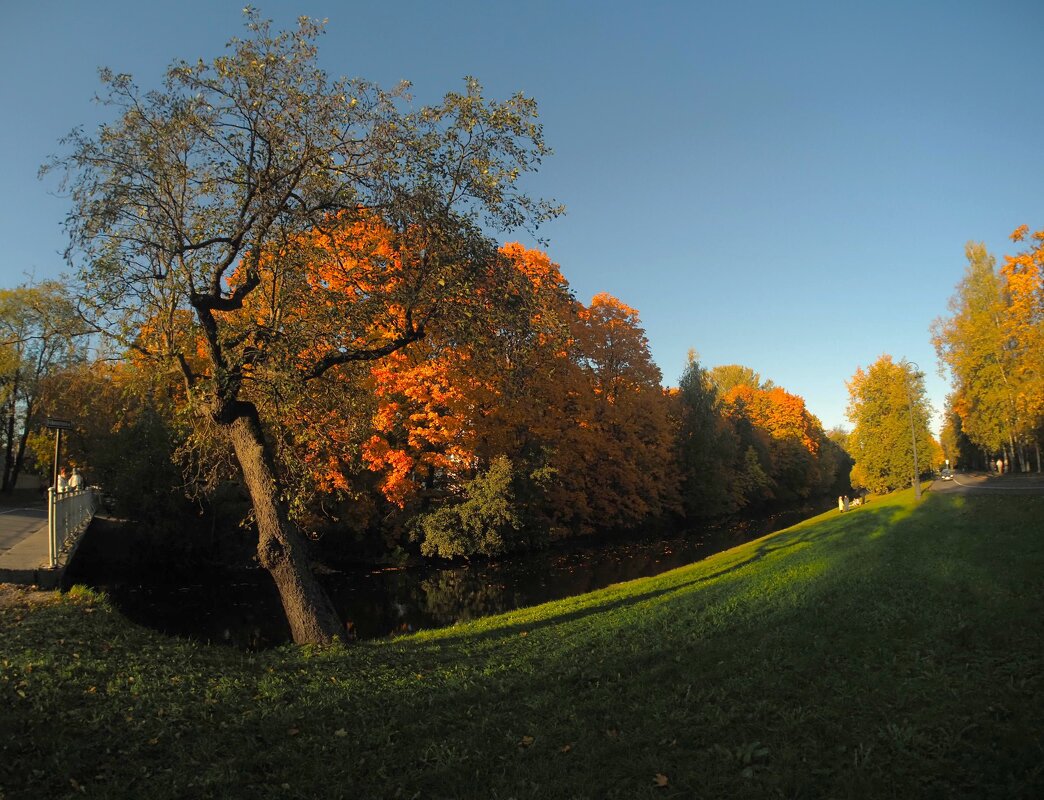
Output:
[930, 471, 1044, 495]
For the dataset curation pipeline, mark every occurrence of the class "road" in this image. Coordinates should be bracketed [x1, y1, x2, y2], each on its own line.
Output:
[930, 471, 1044, 495]
[0, 505, 50, 582]
[0, 506, 48, 557]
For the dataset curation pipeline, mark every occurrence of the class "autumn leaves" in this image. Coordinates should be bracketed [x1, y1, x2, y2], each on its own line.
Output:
[192, 211, 846, 557]
[932, 228, 1044, 472]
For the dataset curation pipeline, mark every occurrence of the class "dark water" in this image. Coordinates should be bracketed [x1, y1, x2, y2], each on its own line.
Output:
[85, 505, 828, 649]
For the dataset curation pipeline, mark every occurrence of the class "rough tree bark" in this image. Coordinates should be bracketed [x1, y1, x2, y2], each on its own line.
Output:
[223, 402, 342, 644]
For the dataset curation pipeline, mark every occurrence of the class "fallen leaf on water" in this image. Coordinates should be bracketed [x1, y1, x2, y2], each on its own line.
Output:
[606, 728, 620, 739]
[287, 727, 300, 736]
[559, 743, 573, 754]
[334, 729, 348, 738]
[654, 773, 669, 788]
[518, 735, 535, 748]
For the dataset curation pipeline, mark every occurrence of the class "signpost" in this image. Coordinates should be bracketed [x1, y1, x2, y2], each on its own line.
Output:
[43, 417, 73, 491]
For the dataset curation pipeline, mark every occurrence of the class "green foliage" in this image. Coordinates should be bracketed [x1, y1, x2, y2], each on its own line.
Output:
[932, 243, 1016, 453]
[28, 362, 193, 522]
[676, 355, 843, 515]
[676, 353, 742, 517]
[0, 283, 89, 490]
[416, 455, 524, 558]
[940, 404, 984, 470]
[847, 356, 933, 493]
[932, 236, 1043, 471]
[816, 433, 856, 495]
[707, 363, 773, 394]
[735, 444, 774, 502]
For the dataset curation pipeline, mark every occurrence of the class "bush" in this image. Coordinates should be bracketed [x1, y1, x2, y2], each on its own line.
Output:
[415, 456, 523, 558]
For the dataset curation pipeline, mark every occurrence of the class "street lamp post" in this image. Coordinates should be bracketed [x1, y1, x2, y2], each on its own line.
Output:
[901, 361, 921, 500]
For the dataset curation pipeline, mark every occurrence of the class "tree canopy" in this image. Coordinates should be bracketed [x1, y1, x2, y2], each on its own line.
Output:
[0, 283, 89, 491]
[933, 232, 1044, 472]
[846, 355, 933, 494]
[51, 10, 561, 643]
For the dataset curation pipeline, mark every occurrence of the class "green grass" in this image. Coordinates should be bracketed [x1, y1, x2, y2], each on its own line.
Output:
[2, 489, 1042, 799]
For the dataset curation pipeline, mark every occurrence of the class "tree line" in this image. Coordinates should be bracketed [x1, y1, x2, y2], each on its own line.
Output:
[933, 234, 1044, 473]
[16, 11, 1028, 644]
[2, 253, 853, 552]
[4, 12, 864, 643]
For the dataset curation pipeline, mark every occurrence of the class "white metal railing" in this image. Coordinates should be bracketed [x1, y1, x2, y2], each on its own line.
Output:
[47, 487, 98, 569]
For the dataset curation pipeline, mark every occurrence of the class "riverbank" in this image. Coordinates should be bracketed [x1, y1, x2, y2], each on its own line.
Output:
[64, 503, 830, 646]
[2, 488, 1042, 798]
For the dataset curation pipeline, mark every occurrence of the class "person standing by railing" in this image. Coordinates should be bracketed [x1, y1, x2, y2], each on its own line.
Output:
[69, 467, 83, 492]
[57, 467, 70, 493]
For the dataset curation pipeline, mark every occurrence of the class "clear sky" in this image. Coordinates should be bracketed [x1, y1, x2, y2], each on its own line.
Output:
[2, 0, 1042, 433]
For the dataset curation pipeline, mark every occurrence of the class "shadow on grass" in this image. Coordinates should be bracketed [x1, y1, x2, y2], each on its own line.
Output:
[7, 491, 1042, 799]
[412, 502, 907, 653]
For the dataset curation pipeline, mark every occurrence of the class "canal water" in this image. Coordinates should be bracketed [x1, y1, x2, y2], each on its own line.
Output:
[82, 505, 828, 649]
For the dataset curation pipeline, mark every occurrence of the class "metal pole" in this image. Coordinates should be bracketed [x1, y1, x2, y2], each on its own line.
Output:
[909, 401, 921, 499]
[52, 428, 61, 493]
[903, 360, 921, 500]
[47, 487, 56, 569]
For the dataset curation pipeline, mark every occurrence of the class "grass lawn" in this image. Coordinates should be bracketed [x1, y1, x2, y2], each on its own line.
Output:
[1, 488, 1042, 799]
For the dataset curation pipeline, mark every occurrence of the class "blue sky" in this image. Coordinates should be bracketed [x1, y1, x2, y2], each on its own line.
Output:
[2, 0, 1042, 433]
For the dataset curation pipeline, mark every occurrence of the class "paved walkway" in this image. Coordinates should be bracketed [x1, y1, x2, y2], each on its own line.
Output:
[0, 506, 51, 584]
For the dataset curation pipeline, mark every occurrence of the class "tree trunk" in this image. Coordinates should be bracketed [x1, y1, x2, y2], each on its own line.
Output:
[224, 404, 343, 645]
[7, 399, 36, 493]
[11, 421, 30, 489]
[1, 409, 16, 492]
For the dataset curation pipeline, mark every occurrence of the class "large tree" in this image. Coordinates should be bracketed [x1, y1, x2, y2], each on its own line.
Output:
[674, 353, 744, 517]
[846, 355, 932, 494]
[551, 293, 679, 531]
[720, 383, 823, 504]
[931, 245, 1009, 455]
[50, 12, 559, 643]
[1000, 226, 1044, 469]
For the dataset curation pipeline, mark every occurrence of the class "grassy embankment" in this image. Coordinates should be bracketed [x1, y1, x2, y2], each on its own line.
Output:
[1, 488, 1042, 799]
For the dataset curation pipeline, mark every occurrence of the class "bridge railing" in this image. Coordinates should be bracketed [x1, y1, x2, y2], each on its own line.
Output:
[47, 487, 98, 569]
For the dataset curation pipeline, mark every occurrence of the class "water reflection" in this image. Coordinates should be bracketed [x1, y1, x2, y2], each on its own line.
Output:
[93, 505, 825, 648]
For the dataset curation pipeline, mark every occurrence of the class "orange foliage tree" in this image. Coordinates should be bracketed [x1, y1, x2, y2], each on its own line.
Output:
[1002, 226, 1044, 466]
[934, 234, 1043, 472]
[55, 13, 560, 643]
[348, 257, 680, 549]
[721, 383, 824, 504]
[547, 293, 680, 532]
